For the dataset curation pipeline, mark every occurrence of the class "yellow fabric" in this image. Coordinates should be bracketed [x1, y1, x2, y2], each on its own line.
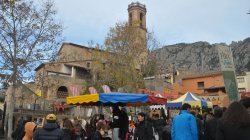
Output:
[184, 101, 202, 108]
[66, 94, 99, 105]
[170, 92, 213, 108]
[36, 90, 42, 97]
[207, 101, 213, 108]
[171, 93, 187, 103]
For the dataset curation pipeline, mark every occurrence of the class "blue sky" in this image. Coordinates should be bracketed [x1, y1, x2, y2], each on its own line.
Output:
[54, 0, 250, 47]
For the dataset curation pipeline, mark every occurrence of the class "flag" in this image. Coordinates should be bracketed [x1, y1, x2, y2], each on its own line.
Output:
[88, 86, 98, 113]
[102, 85, 111, 93]
[71, 86, 80, 114]
[71, 86, 79, 96]
[36, 89, 42, 97]
[89, 87, 97, 94]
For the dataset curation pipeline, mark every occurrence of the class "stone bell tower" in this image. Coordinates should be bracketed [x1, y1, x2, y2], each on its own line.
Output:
[128, 2, 147, 33]
[128, 2, 148, 66]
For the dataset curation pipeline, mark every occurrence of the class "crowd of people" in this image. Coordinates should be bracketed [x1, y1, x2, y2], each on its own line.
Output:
[10, 97, 250, 140]
[171, 97, 250, 140]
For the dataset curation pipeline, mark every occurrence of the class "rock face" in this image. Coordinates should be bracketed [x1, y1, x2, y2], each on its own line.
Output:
[154, 37, 250, 73]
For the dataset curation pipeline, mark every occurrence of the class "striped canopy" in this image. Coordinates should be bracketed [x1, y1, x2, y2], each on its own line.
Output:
[166, 91, 213, 109]
[66, 92, 167, 106]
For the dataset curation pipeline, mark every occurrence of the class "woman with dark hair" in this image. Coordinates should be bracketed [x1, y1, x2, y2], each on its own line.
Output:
[216, 102, 250, 140]
[204, 106, 223, 140]
[62, 118, 75, 140]
[91, 121, 109, 140]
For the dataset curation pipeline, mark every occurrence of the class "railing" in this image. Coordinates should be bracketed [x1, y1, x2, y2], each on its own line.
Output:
[47, 75, 85, 83]
[128, 2, 146, 9]
[14, 108, 73, 116]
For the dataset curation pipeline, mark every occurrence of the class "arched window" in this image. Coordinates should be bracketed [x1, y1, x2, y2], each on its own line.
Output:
[129, 13, 132, 26]
[140, 13, 143, 27]
[57, 86, 69, 98]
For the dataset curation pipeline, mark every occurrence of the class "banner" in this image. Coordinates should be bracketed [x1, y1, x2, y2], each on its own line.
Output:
[102, 85, 111, 93]
[71, 86, 80, 114]
[217, 45, 239, 101]
[71, 86, 79, 96]
[36, 89, 42, 97]
[89, 87, 98, 94]
[88, 87, 98, 113]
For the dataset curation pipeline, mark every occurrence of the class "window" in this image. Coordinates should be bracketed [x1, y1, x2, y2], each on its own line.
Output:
[238, 88, 246, 93]
[103, 63, 106, 70]
[87, 62, 90, 68]
[197, 82, 204, 89]
[140, 13, 143, 27]
[129, 13, 132, 26]
[237, 77, 245, 83]
[57, 86, 68, 98]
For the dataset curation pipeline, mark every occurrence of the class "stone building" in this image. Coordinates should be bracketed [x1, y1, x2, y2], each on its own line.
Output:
[33, 43, 101, 113]
[12, 2, 149, 117]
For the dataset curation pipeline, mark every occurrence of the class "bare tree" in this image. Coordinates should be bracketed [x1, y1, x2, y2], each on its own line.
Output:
[92, 22, 160, 92]
[0, 0, 63, 138]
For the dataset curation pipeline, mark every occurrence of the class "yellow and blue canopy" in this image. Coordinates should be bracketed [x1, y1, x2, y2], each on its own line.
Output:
[166, 91, 213, 109]
[66, 92, 167, 106]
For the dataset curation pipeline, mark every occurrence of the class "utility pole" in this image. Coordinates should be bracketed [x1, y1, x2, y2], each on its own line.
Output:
[172, 62, 175, 84]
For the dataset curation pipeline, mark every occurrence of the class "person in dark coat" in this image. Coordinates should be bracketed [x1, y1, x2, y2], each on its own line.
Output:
[134, 112, 154, 140]
[61, 118, 75, 140]
[162, 125, 171, 140]
[204, 106, 223, 140]
[216, 102, 250, 140]
[33, 114, 63, 140]
[91, 121, 109, 140]
[119, 107, 129, 140]
[153, 114, 167, 140]
[12, 115, 33, 140]
[240, 97, 250, 114]
[110, 105, 121, 140]
[190, 111, 203, 140]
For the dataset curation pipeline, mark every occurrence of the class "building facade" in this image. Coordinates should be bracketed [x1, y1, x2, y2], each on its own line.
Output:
[237, 71, 250, 93]
[173, 71, 229, 107]
[237, 71, 250, 98]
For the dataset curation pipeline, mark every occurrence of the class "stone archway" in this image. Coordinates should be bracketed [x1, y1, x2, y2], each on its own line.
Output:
[57, 86, 69, 98]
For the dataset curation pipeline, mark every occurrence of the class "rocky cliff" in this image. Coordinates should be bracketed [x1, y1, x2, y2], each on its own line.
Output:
[154, 37, 250, 73]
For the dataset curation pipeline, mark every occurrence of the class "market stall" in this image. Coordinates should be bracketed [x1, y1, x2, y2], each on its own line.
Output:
[165, 91, 213, 109]
[66, 92, 167, 106]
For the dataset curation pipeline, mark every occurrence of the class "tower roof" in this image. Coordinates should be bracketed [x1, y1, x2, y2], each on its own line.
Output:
[128, 2, 146, 12]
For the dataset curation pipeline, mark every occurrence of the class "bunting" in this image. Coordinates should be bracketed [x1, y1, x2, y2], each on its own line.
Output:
[102, 85, 111, 93]
[71, 86, 79, 96]
[89, 87, 98, 94]
[36, 89, 42, 97]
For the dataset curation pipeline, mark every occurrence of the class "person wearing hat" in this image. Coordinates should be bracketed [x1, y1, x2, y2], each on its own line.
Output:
[33, 114, 63, 140]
